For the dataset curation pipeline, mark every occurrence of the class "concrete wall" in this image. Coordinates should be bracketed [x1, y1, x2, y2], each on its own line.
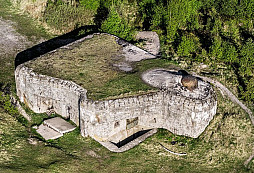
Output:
[80, 89, 217, 142]
[15, 64, 87, 125]
[15, 63, 217, 149]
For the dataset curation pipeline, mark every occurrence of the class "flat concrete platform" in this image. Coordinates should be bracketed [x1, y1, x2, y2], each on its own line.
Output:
[36, 124, 63, 140]
[44, 117, 76, 134]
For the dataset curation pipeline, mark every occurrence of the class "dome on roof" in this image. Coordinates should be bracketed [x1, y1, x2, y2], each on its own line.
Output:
[181, 75, 198, 92]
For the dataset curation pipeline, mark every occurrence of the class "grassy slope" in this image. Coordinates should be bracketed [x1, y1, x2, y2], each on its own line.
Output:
[0, 0, 50, 86]
[0, 0, 253, 172]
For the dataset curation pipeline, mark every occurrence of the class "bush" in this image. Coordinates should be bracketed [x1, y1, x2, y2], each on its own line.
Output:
[177, 34, 200, 57]
[101, 6, 133, 41]
[79, 0, 100, 11]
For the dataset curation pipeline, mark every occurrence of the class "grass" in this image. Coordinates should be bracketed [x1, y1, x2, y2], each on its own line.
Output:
[26, 34, 176, 100]
[43, 1, 95, 34]
[0, 0, 51, 87]
[0, 0, 50, 42]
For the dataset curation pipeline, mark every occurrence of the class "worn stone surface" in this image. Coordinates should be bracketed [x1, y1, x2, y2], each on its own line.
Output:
[44, 117, 76, 134]
[15, 65, 87, 126]
[36, 124, 63, 140]
[135, 31, 160, 55]
[80, 87, 216, 142]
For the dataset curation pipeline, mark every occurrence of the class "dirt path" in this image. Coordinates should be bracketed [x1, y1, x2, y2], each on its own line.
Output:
[0, 17, 31, 57]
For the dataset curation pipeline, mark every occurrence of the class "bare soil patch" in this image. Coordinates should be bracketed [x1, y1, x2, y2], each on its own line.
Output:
[0, 17, 31, 57]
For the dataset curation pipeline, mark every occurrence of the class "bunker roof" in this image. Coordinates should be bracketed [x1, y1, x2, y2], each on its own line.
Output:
[26, 33, 175, 100]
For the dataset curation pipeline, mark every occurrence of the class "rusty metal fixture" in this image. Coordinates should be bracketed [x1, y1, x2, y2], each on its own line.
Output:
[181, 73, 198, 91]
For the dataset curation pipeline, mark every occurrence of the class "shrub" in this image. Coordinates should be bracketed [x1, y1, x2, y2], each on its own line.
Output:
[79, 0, 100, 11]
[177, 34, 200, 57]
[101, 6, 133, 41]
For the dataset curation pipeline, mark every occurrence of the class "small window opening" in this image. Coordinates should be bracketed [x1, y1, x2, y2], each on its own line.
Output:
[114, 121, 120, 128]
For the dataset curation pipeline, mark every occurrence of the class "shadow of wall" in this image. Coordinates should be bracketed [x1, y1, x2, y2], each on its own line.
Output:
[15, 25, 98, 68]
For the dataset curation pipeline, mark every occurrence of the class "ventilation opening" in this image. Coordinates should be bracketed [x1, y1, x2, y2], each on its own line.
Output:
[114, 121, 120, 128]
[111, 129, 151, 148]
[126, 117, 138, 130]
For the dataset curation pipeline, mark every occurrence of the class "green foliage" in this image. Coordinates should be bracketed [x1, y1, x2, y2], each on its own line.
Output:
[221, 20, 241, 45]
[177, 34, 200, 57]
[209, 37, 238, 64]
[79, 0, 100, 11]
[0, 91, 28, 126]
[101, 6, 133, 41]
[242, 78, 254, 103]
[221, 42, 238, 64]
[165, 0, 201, 42]
[0, 92, 16, 115]
[238, 38, 254, 103]
[239, 38, 254, 77]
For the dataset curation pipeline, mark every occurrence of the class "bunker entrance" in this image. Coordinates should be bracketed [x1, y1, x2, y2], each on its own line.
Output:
[111, 129, 151, 148]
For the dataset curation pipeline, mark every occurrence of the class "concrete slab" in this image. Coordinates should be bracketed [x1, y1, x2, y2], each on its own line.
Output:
[44, 117, 76, 134]
[36, 124, 63, 140]
[136, 31, 160, 55]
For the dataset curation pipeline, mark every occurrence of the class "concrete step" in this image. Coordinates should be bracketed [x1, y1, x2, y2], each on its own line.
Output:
[43, 117, 76, 134]
[36, 117, 76, 140]
[36, 124, 63, 140]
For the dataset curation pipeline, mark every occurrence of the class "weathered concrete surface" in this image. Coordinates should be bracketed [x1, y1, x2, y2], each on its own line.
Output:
[36, 124, 63, 140]
[142, 69, 212, 99]
[136, 31, 160, 55]
[121, 43, 156, 62]
[114, 36, 157, 72]
[97, 129, 158, 152]
[44, 117, 76, 134]
[15, 64, 87, 126]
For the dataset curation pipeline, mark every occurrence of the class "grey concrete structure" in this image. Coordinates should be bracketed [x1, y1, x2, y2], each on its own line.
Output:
[44, 117, 76, 134]
[37, 124, 63, 140]
[15, 33, 217, 152]
[36, 117, 76, 140]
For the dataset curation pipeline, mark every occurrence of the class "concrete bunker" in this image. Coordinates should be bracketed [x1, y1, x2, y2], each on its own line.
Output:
[15, 33, 217, 152]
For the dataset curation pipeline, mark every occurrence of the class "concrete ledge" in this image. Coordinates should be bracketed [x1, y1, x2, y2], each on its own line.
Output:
[44, 117, 76, 134]
[96, 129, 157, 152]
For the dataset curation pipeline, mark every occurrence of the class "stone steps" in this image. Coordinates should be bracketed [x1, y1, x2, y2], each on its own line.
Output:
[36, 117, 76, 140]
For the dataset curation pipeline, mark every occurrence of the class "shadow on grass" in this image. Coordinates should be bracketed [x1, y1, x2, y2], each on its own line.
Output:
[15, 25, 98, 68]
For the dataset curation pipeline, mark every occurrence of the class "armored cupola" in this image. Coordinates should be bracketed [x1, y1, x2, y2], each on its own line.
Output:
[178, 70, 198, 92]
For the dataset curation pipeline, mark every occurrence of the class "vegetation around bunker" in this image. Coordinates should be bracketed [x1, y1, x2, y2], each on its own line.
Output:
[1, 0, 254, 172]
